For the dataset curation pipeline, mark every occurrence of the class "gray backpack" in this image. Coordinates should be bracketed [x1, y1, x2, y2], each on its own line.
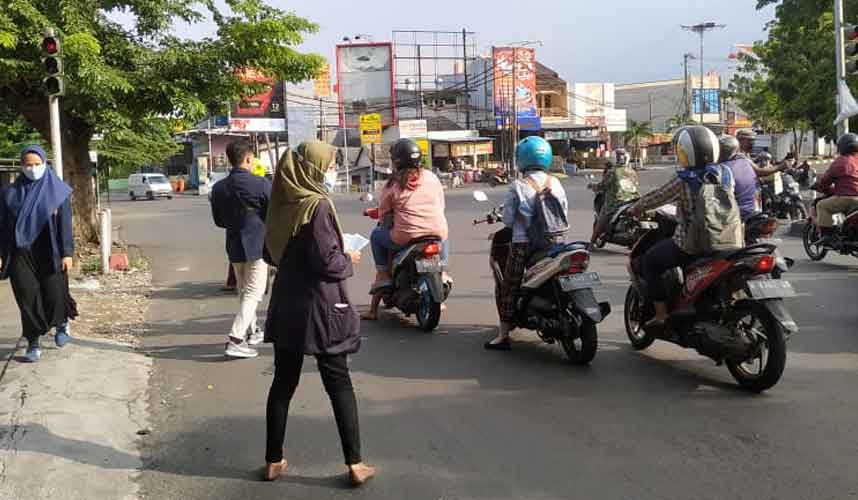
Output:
[524, 176, 569, 251]
[681, 165, 743, 254]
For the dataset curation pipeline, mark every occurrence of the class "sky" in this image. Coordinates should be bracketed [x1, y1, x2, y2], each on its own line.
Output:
[134, 0, 778, 85]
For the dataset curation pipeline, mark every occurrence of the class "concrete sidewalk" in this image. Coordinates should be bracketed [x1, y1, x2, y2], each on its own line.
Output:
[0, 280, 151, 500]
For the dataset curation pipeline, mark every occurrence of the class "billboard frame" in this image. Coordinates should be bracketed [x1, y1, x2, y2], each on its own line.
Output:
[335, 41, 397, 129]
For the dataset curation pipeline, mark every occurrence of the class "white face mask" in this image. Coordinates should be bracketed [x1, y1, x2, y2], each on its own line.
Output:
[22, 163, 47, 181]
[323, 170, 337, 192]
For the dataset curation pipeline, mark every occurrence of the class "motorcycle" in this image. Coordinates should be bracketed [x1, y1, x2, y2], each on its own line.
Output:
[761, 172, 807, 221]
[473, 191, 610, 365]
[363, 207, 451, 331]
[623, 214, 798, 392]
[802, 193, 858, 261]
[586, 174, 658, 249]
[786, 160, 817, 190]
[488, 166, 510, 187]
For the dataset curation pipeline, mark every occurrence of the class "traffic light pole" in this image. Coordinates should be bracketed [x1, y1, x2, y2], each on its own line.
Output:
[49, 96, 64, 180]
[836, 0, 850, 136]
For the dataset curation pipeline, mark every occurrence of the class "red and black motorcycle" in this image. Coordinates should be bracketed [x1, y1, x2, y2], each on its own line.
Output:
[623, 220, 798, 392]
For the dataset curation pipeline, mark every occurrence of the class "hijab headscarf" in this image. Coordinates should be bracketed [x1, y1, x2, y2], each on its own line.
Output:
[265, 140, 342, 265]
[7, 145, 72, 249]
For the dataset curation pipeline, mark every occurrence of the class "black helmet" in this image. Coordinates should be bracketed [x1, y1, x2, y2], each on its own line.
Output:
[390, 138, 422, 169]
[719, 135, 740, 161]
[837, 133, 858, 155]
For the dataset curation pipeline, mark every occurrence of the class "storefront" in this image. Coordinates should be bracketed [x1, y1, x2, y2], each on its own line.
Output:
[431, 137, 495, 172]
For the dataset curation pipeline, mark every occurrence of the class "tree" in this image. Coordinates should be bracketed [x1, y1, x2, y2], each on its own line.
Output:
[0, 0, 323, 242]
[0, 110, 44, 158]
[731, 0, 858, 143]
[625, 120, 654, 160]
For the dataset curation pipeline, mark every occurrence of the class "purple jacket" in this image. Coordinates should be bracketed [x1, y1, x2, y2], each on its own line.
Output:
[264, 200, 360, 355]
[722, 155, 760, 221]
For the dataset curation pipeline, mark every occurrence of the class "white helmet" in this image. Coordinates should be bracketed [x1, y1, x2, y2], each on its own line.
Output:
[674, 126, 720, 168]
[613, 148, 630, 167]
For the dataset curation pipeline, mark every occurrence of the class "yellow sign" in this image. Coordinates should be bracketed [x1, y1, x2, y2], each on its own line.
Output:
[359, 113, 382, 145]
[314, 63, 332, 97]
[415, 138, 430, 168]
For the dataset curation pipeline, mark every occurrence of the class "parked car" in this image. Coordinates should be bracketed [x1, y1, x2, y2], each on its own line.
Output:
[128, 173, 173, 201]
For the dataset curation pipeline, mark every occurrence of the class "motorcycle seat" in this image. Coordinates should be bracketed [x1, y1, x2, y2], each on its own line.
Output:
[527, 249, 549, 267]
[405, 235, 443, 246]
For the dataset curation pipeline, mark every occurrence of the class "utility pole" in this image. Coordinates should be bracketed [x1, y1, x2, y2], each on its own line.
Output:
[835, 0, 850, 136]
[417, 44, 423, 119]
[682, 22, 726, 125]
[511, 47, 518, 174]
[318, 97, 325, 140]
[682, 52, 694, 123]
[649, 94, 654, 123]
[462, 28, 471, 129]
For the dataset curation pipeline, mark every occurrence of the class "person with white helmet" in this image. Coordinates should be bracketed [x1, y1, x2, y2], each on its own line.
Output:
[628, 126, 733, 329]
[590, 148, 640, 245]
[719, 134, 761, 221]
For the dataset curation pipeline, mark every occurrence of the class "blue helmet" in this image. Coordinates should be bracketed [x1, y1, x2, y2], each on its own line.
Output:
[515, 136, 553, 171]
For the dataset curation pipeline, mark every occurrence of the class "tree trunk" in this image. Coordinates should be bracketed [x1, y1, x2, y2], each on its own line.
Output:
[64, 136, 99, 244]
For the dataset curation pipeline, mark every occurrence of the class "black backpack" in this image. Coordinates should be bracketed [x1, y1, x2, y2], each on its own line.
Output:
[523, 176, 569, 251]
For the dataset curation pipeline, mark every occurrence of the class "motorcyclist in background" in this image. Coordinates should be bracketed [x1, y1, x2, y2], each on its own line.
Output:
[590, 148, 640, 245]
[812, 133, 858, 246]
[719, 135, 761, 221]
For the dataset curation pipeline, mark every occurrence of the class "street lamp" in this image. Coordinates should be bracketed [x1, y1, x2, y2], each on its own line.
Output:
[682, 22, 726, 124]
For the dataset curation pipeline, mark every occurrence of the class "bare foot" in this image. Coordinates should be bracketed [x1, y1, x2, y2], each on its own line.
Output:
[348, 463, 376, 487]
[361, 311, 379, 321]
[264, 459, 288, 481]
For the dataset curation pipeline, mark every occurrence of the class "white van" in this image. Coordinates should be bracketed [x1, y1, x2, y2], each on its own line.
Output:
[128, 173, 174, 201]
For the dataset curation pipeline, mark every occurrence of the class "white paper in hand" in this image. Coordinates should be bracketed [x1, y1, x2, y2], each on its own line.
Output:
[342, 233, 370, 253]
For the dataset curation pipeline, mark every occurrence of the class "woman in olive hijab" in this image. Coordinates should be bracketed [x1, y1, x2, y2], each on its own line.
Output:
[262, 141, 375, 486]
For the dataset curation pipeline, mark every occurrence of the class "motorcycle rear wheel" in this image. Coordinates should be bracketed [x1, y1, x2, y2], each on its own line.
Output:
[624, 287, 655, 350]
[802, 221, 828, 261]
[726, 302, 787, 393]
[416, 278, 442, 331]
[560, 319, 597, 365]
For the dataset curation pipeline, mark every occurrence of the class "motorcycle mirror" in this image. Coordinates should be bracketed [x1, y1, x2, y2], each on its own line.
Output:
[473, 191, 489, 202]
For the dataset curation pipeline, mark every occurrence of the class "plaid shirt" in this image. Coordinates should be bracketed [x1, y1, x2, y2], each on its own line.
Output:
[634, 175, 693, 252]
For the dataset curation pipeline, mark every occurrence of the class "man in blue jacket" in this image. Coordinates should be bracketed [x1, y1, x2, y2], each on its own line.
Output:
[211, 140, 272, 359]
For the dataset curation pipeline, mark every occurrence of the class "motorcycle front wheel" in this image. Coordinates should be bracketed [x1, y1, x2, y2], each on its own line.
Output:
[560, 318, 597, 365]
[416, 277, 442, 331]
[726, 302, 787, 393]
[802, 221, 828, 261]
[624, 287, 655, 350]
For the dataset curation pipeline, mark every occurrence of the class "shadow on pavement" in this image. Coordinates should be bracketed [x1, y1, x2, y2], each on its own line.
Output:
[3, 423, 139, 470]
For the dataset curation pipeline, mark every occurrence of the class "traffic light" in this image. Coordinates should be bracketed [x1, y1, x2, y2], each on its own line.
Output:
[845, 24, 858, 75]
[41, 32, 64, 96]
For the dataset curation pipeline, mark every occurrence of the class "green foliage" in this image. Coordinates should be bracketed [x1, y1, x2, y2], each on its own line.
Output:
[0, 109, 44, 158]
[731, 0, 858, 140]
[625, 120, 654, 158]
[0, 0, 323, 176]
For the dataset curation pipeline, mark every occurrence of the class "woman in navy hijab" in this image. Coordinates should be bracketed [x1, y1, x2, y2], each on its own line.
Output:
[0, 145, 74, 362]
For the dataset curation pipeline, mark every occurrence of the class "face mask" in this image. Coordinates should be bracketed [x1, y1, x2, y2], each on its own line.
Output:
[323, 170, 337, 193]
[22, 163, 47, 181]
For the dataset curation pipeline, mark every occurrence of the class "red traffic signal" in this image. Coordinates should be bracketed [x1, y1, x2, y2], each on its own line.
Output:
[41, 36, 60, 55]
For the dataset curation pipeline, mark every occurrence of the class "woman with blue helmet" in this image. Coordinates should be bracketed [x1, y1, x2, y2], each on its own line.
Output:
[485, 136, 569, 350]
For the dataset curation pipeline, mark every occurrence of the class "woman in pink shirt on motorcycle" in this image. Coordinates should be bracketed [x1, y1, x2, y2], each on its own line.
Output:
[363, 139, 450, 320]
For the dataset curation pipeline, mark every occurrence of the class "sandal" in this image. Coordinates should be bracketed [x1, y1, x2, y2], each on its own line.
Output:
[263, 459, 288, 481]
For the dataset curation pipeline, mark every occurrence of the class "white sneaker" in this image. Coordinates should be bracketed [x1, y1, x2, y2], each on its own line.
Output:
[247, 328, 264, 346]
[225, 340, 259, 358]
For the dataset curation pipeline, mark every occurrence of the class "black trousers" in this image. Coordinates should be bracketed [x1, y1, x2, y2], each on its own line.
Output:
[265, 349, 362, 465]
[8, 250, 66, 342]
[641, 239, 692, 301]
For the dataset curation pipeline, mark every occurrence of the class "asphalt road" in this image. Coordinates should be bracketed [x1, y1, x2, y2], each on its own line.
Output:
[111, 169, 858, 500]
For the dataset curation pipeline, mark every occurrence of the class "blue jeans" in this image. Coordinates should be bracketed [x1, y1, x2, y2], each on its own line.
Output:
[370, 226, 449, 272]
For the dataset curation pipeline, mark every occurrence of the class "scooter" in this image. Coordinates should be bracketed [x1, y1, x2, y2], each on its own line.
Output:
[363, 207, 451, 331]
[802, 192, 858, 262]
[489, 166, 510, 187]
[472, 191, 610, 365]
[623, 214, 797, 392]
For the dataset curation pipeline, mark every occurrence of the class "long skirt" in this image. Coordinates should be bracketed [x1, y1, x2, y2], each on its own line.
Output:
[9, 250, 67, 342]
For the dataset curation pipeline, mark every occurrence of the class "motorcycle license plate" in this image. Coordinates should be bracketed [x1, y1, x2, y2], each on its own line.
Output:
[747, 279, 796, 299]
[559, 272, 601, 292]
[415, 257, 442, 273]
